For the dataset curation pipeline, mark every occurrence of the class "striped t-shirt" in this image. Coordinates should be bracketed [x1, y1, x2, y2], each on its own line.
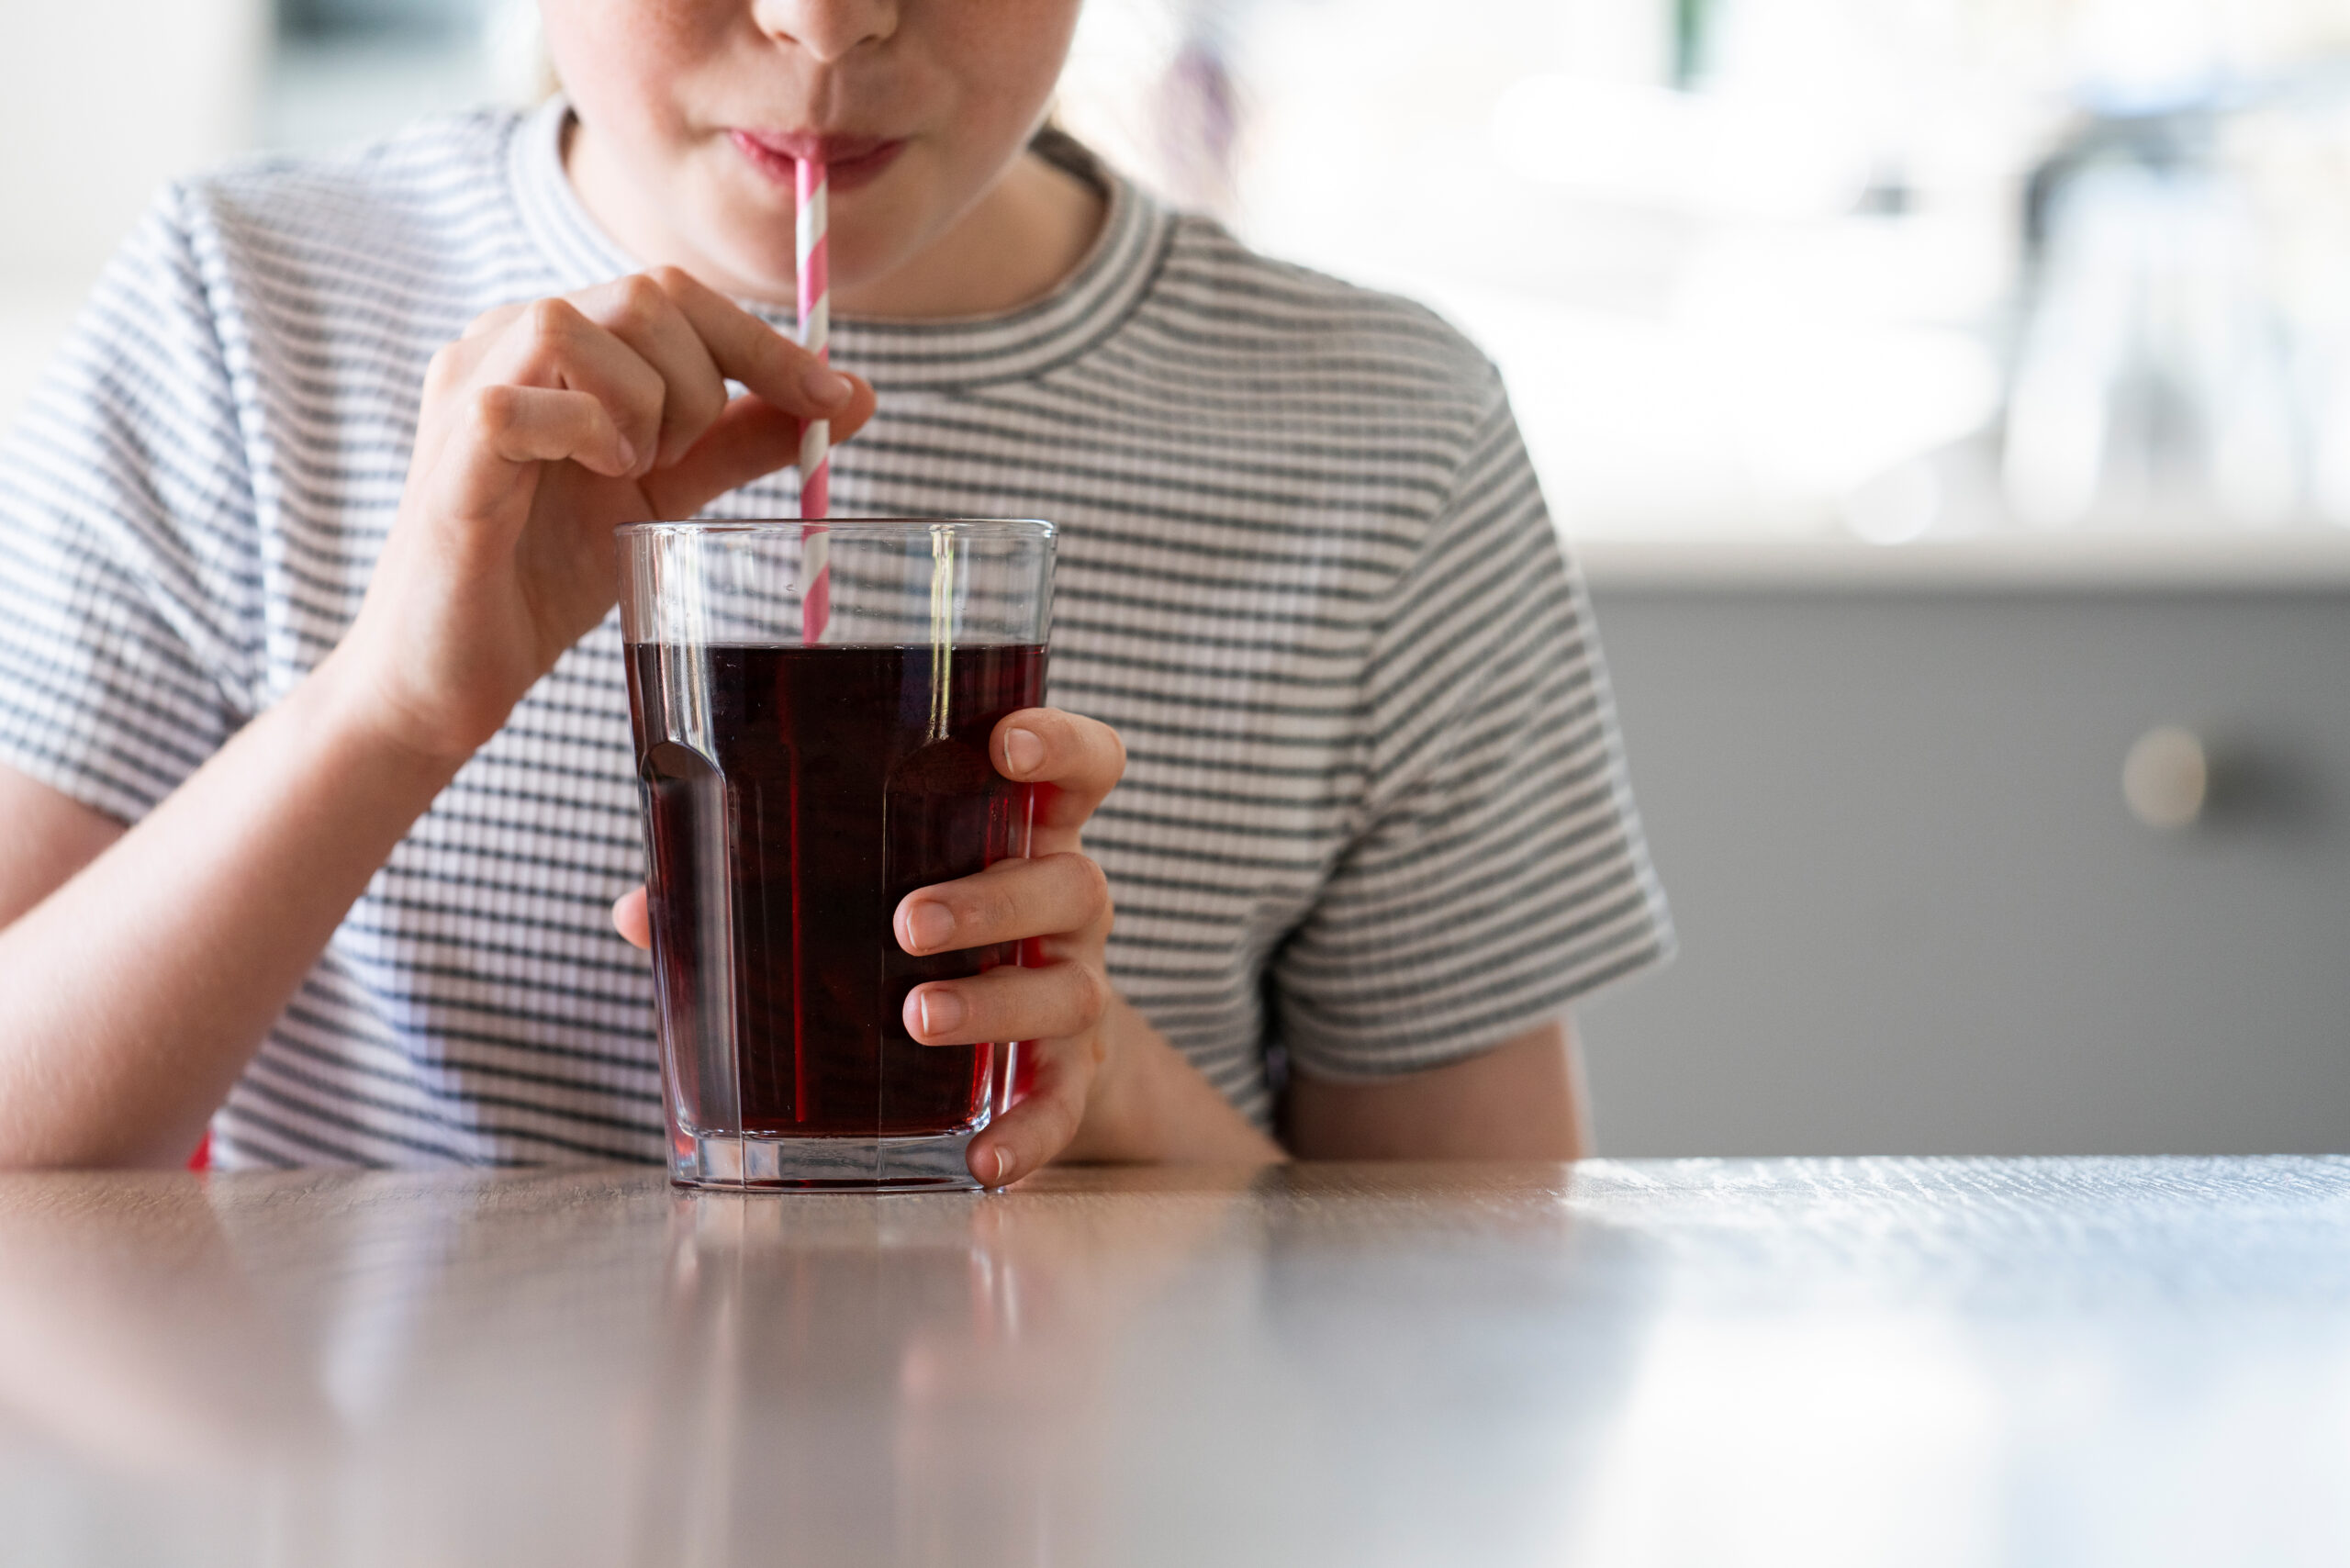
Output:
[0, 99, 1671, 1169]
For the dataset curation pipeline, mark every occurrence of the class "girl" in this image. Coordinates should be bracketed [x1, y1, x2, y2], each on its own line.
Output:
[0, 0, 1669, 1179]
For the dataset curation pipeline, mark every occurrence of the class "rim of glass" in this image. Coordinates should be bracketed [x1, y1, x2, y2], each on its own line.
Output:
[618, 517, 1053, 540]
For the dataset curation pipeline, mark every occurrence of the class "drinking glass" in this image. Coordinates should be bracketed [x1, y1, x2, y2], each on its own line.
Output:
[618, 519, 1055, 1191]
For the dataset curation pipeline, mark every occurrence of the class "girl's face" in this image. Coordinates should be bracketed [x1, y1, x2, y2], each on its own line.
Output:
[545, 0, 1088, 310]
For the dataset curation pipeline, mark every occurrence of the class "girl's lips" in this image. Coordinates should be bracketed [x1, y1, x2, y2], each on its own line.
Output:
[731, 130, 907, 193]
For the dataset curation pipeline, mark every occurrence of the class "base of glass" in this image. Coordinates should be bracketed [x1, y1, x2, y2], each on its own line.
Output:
[669, 1127, 985, 1193]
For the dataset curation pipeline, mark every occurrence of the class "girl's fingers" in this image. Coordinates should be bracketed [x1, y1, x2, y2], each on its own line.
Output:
[639, 377, 877, 522]
[420, 274, 878, 513]
[639, 397, 800, 521]
[475, 297, 671, 470]
[893, 852, 1108, 957]
[476, 386, 636, 471]
[810, 370, 878, 444]
[411, 328, 509, 465]
[991, 709, 1127, 842]
[566, 274, 729, 470]
[902, 958, 1110, 1048]
[431, 386, 633, 534]
[612, 885, 651, 949]
[653, 266, 860, 420]
[425, 384, 633, 555]
[967, 1036, 1097, 1187]
[462, 300, 528, 340]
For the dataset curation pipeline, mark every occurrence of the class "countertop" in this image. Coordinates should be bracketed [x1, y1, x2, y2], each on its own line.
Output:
[2, 1158, 2344, 1566]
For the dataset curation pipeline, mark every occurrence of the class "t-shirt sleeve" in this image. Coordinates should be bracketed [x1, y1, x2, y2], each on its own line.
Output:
[0, 185, 263, 823]
[1270, 373, 1673, 1081]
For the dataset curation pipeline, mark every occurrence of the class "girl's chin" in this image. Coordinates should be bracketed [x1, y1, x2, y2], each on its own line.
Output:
[691, 229, 901, 308]
[677, 219, 802, 302]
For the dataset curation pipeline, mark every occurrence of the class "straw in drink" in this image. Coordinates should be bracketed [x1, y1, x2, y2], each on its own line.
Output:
[796, 156, 831, 639]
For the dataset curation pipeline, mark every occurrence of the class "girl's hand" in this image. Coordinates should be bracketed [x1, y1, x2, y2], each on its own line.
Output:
[610, 707, 1127, 1188]
[892, 707, 1125, 1186]
[338, 269, 877, 763]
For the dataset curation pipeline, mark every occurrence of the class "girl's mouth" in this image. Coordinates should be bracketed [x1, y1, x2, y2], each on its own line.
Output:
[731, 130, 908, 193]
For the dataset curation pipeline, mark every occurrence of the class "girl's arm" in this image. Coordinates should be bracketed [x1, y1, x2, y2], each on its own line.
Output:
[1282, 1020, 1593, 1160]
[0, 771, 120, 929]
[1064, 1008, 1586, 1165]
[1062, 998, 1289, 1165]
[0, 269, 874, 1170]
[0, 681, 470, 1167]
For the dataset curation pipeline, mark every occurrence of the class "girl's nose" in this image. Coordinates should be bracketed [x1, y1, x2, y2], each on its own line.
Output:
[751, 0, 900, 62]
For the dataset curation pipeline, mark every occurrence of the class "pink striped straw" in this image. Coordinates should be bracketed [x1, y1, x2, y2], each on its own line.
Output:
[795, 156, 831, 641]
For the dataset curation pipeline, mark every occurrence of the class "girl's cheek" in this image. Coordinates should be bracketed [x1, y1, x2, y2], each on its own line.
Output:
[541, 0, 719, 116]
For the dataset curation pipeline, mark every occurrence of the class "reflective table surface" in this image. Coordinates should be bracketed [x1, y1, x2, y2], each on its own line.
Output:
[3, 1158, 2344, 1566]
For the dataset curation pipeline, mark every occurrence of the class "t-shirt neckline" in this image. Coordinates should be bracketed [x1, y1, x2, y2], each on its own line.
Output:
[506, 96, 1174, 392]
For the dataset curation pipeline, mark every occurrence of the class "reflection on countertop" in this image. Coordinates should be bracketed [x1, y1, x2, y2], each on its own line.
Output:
[0, 1159, 2344, 1566]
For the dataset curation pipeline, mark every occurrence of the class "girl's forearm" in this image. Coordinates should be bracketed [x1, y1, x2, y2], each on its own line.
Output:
[0, 652, 464, 1169]
[1069, 999, 1285, 1165]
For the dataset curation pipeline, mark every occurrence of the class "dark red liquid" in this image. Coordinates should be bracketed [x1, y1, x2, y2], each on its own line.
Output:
[627, 644, 1046, 1139]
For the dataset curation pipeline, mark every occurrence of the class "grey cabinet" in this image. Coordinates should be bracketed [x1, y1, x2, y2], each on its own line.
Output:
[1574, 573, 2350, 1156]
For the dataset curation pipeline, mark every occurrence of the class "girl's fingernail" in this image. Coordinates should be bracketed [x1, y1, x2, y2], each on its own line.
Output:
[613, 434, 638, 472]
[993, 1147, 1014, 1184]
[903, 901, 955, 952]
[915, 988, 965, 1037]
[804, 365, 853, 406]
[1002, 727, 1044, 777]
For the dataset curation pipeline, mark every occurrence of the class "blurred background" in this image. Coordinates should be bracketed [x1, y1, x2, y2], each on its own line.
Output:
[3, 0, 2348, 1153]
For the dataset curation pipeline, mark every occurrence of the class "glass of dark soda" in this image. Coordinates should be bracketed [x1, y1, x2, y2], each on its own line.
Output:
[617, 520, 1054, 1191]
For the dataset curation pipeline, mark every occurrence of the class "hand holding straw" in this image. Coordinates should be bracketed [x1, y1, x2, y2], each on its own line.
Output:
[796, 156, 832, 640]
